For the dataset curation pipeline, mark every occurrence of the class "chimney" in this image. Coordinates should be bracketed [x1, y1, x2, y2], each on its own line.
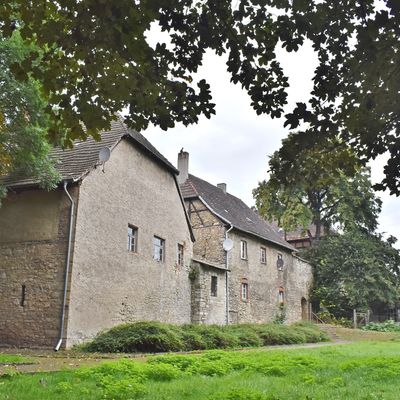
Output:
[177, 149, 189, 184]
[217, 183, 227, 193]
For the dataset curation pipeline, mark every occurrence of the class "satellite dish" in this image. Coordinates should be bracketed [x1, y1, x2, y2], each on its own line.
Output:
[99, 147, 111, 163]
[223, 238, 234, 252]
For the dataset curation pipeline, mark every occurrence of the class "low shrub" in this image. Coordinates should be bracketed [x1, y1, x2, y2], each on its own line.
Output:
[362, 320, 400, 333]
[82, 321, 184, 353]
[179, 324, 240, 349]
[82, 321, 327, 353]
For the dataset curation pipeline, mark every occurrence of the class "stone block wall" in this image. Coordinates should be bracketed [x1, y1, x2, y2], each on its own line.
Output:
[186, 199, 226, 266]
[227, 231, 312, 324]
[190, 261, 227, 325]
[0, 187, 78, 347]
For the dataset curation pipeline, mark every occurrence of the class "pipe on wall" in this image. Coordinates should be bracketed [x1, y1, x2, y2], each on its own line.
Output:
[55, 181, 75, 351]
[225, 225, 233, 325]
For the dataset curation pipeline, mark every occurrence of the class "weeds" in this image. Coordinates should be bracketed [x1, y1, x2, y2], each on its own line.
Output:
[3, 343, 400, 399]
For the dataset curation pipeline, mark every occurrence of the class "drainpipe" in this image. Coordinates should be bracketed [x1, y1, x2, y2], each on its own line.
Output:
[225, 225, 233, 325]
[55, 181, 75, 351]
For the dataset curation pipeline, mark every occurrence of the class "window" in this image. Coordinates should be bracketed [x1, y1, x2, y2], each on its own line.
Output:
[240, 240, 248, 260]
[153, 236, 165, 262]
[127, 225, 137, 252]
[20, 284, 26, 307]
[177, 243, 184, 266]
[211, 276, 218, 297]
[277, 253, 284, 270]
[278, 287, 285, 304]
[241, 281, 249, 301]
[260, 247, 266, 264]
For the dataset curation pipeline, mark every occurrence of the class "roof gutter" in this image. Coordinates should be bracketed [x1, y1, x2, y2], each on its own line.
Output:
[55, 181, 75, 351]
[225, 224, 233, 325]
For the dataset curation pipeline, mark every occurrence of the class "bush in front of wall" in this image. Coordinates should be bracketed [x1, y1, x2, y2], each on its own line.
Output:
[81, 321, 328, 353]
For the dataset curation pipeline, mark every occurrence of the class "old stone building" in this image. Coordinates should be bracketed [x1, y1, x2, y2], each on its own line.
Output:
[0, 124, 312, 349]
[178, 151, 312, 325]
[0, 120, 194, 348]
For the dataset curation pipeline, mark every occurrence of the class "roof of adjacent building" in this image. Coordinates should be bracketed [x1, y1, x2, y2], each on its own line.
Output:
[180, 174, 295, 251]
[1, 119, 177, 189]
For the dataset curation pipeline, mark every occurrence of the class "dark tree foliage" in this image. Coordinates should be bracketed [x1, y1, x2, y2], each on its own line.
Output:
[253, 138, 382, 242]
[302, 231, 400, 318]
[0, 1, 399, 192]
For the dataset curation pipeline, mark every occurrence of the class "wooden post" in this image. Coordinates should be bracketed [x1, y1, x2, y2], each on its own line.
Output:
[353, 309, 357, 329]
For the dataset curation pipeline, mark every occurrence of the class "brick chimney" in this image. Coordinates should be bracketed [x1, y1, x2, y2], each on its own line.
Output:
[217, 183, 227, 193]
[177, 149, 189, 184]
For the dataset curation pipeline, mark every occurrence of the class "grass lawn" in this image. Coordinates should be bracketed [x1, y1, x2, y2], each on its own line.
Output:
[1, 341, 400, 399]
[0, 354, 33, 365]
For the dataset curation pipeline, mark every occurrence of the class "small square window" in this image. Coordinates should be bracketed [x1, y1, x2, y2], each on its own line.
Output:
[241, 281, 249, 301]
[177, 243, 184, 266]
[128, 225, 137, 252]
[153, 236, 165, 262]
[260, 247, 266, 264]
[240, 240, 248, 260]
[211, 276, 218, 297]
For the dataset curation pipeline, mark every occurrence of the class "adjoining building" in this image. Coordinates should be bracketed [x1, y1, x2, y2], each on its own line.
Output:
[177, 150, 312, 325]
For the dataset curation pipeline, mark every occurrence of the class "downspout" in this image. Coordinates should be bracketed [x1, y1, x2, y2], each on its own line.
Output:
[55, 181, 75, 351]
[225, 225, 233, 325]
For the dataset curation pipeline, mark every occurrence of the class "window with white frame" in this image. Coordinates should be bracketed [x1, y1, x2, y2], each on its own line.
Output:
[260, 247, 266, 264]
[153, 236, 165, 262]
[240, 240, 248, 260]
[241, 280, 249, 301]
[177, 243, 184, 266]
[127, 225, 138, 252]
[211, 276, 218, 297]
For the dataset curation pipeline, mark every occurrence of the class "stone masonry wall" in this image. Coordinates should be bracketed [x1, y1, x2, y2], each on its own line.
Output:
[190, 261, 226, 325]
[285, 256, 313, 323]
[188, 202, 313, 326]
[0, 187, 78, 347]
[65, 139, 193, 347]
[186, 199, 226, 266]
[227, 231, 312, 324]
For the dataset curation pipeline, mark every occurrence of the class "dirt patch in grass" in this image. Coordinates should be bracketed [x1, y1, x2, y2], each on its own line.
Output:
[321, 325, 400, 342]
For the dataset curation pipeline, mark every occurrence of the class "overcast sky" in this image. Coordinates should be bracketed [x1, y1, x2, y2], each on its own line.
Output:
[145, 42, 400, 243]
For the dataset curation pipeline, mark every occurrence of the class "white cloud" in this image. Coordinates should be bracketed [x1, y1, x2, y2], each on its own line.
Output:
[145, 41, 400, 244]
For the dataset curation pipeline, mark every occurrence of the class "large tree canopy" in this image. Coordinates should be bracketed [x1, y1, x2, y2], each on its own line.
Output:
[253, 138, 382, 241]
[0, 33, 59, 200]
[0, 1, 399, 192]
[303, 231, 400, 318]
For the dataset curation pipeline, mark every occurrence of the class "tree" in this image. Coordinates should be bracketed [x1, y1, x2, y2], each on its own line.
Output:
[253, 137, 382, 242]
[303, 230, 400, 318]
[0, 1, 399, 193]
[0, 33, 59, 200]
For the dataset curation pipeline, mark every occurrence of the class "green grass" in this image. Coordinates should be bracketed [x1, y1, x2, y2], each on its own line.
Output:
[0, 354, 32, 365]
[2, 342, 400, 399]
[81, 321, 328, 353]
